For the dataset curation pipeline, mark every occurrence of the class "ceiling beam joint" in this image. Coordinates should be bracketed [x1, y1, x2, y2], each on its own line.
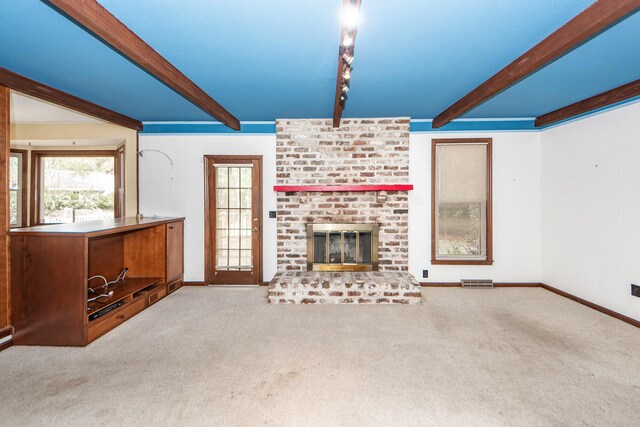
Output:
[0, 67, 143, 130]
[535, 79, 640, 127]
[432, 0, 640, 129]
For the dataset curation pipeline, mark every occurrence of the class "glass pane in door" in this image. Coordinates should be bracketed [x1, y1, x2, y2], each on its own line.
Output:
[358, 232, 372, 263]
[344, 232, 356, 263]
[328, 232, 342, 264]
[215, 166, 253, 271]
[313, 233, 327, 263]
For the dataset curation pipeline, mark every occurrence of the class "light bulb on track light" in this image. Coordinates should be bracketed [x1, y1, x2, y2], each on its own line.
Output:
[342, 4, 360, 29]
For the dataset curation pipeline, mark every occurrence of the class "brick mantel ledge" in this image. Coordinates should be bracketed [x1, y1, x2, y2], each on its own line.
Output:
[273, 184, 413, 192]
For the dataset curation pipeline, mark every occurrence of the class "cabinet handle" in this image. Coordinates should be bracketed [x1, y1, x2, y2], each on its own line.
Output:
[168, 226, 174, 229]
[118, 314, 125, 319]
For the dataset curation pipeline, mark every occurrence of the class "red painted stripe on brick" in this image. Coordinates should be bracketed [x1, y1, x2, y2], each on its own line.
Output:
[273, 184, 413, 192]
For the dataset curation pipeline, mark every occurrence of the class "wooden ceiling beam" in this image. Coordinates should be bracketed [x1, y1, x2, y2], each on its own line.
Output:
[432, 0, 640, 129]
[535, 79, 640, 127]
[333, 0, 361, 128]
[0, 67, 143, 130]
[47, 0, 240, 130]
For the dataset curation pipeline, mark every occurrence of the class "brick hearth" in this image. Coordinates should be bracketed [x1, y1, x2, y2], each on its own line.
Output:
[268, 272, 422, 304]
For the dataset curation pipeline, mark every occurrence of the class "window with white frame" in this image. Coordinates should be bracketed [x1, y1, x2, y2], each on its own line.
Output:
[9, 151, 24, 228]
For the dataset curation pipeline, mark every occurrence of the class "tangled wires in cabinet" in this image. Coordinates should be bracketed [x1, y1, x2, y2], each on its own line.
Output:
[87, 268, 129, 302]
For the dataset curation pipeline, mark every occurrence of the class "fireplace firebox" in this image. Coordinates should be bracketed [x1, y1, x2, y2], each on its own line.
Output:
[307, 223, 379, 271]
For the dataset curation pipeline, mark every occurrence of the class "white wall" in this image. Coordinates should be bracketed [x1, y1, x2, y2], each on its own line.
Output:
[140, 130, 541, 284]
[138, 134, 277, 282]
[541, 102, 640, 321]
[137, 107, 640, 321]
[409, 132, 542, 283]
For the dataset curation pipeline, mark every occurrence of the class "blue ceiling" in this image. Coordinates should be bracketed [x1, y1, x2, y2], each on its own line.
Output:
[0, 1, 638, 124]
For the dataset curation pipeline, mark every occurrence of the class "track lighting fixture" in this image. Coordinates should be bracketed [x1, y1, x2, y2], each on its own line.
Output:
[334, 0, 361, 127]
[342, 2, 360, 30]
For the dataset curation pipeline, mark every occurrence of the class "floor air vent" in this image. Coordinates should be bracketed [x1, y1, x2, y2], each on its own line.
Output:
[461, 279, 493, 288]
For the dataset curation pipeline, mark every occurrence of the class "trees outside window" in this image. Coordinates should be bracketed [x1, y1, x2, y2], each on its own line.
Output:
[31, 151, 122, 225]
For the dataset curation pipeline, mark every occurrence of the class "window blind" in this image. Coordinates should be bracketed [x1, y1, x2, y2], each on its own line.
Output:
[436, 143, 487, 204]
[435, 142, 488, 259]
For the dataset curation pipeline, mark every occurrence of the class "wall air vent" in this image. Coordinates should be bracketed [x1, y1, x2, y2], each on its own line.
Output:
[461, 279, 493, 288]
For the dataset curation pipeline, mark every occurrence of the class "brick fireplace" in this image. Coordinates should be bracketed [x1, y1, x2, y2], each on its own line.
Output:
[268, 118, 421, 304]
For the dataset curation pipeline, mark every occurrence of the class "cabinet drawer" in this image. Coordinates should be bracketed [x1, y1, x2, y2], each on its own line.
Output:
[147, 285, 167, 306]
[167, 278, 183, 294]
[87, 297, 146, 343]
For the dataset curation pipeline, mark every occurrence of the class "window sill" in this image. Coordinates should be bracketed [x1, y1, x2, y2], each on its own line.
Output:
[431, 259, 494, 266]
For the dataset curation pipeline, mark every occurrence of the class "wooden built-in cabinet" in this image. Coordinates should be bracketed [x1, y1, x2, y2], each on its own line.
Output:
[166, 221, 184, 290]
[9, 217, 184, 346]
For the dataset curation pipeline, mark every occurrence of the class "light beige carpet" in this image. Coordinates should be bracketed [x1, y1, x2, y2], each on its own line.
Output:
[1, 287, 639, 426]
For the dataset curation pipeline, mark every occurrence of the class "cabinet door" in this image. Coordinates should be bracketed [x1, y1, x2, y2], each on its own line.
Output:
[166, 221, 184, 282]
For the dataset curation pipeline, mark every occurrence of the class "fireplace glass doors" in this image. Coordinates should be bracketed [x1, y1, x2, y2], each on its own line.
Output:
[307, 223, 378, 271]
